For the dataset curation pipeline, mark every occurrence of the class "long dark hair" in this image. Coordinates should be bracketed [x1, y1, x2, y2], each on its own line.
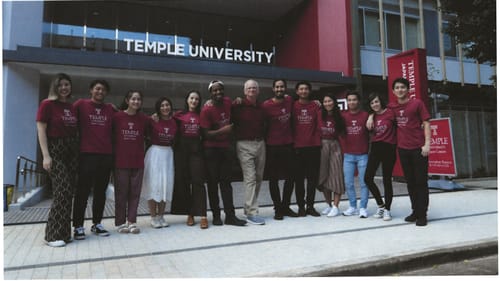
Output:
[183, 90, 202, 113]
[367, 92, 387, 114]
[155, 97, 173, 117]
[119, 90, 143, 110]
[321, 93, 346, 135]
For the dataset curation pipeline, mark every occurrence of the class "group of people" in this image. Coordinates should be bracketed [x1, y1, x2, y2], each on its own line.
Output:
[36, 73, 431, 248]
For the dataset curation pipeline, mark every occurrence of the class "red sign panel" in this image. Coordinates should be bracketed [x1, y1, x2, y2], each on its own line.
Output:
[428, 118, 457, 176]
[387, 48, 430, 177]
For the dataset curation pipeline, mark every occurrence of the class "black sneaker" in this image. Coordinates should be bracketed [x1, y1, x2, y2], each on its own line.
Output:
[213, 216, 223, 226]
[283, 207, 299, 217]
[74, 227, 85, 240]
[404, 213, 418, 222]
[224, 215, 247, 226]
[91, 224, 110, 237]
[298, 207, 306, 217]
[416, 217, 428, 226]
[306, 207, 321, 217]
[274, 211, 284, 220]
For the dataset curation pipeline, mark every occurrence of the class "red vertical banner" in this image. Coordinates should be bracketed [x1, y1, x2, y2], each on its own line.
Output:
[428, 118, 457, 176]
[387, 48, 429, 177]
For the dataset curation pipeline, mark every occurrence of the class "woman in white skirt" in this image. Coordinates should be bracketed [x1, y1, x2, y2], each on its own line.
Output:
[318, 93, 346, 217]
[142, 97, 177, 228]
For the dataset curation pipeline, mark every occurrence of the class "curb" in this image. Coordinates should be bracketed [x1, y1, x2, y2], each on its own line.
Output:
[258, 238, 498, 277]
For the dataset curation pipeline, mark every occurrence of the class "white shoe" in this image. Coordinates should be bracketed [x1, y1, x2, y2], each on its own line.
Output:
[359, 208, 368, 218]
[383, 209, 392, 221]
[158, 216, 169, 227]
[373, 207, 384, 218]
[46, 240, 66, 247]
[326, 206, 339, 217]
[151, 217, 162, 228]
[343, 206, 358, 216]
[321, 206, 332, 215]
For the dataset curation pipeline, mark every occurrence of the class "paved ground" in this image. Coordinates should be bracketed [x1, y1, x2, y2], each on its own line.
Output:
[398, 254, 498, 276]
[2, 178, 497, 279]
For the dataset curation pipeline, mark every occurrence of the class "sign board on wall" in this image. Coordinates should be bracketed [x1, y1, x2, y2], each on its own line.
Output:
[387, 48, 429, 177]
[428, 118, 457, 176]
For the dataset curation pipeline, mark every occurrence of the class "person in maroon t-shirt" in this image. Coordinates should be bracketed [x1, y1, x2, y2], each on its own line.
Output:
[340, 91, 370, 218]
[72, 79, 114, 240]
[36, 73, 78, 247]
[200, 80, 246, 227]
[364, 92, 397, 222]
[232, 79, 267, 225]
[170, 90, 209, 229]
[389, 77, 431, 226]
[112, 90, 150, 234]
[142, 97, 177, 229]
[261, 79, 298, 219]
[292, 81, 322, 217]
[318, 93, 346, 218]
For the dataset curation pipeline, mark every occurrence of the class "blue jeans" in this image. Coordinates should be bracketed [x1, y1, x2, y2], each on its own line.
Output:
[343, 153, 369, 209]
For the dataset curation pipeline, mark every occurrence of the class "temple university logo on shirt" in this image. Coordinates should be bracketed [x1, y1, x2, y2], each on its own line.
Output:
[164, 128, 170, 134]
[351, 120, 357, 127]
[64, 109, 71, 116]
[122, 122, 139, 139]
[128, 122, 134, 130]
[220, 113, 226, 119]
[301, 109, 308, 116]
[95, 108, 101, 115]
[61, 109, 76, 124]
[377, 120, 382, 126]
[326, 121, 332, 127]
[190, 117, 196, 123]
[281, 108, 286, 114]
[399, 110, 405, 117]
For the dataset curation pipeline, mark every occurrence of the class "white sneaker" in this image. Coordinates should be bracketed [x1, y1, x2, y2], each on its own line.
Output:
[151, 216, 162, 228]
[321, 206, 332, 215]
[383, 209, 392, 221]
[343, 206, 358, 216]
[46, 240, 66, 247]
[158, 216, 169, 227]
[327, 206, 339, 217]
[359, 208, 368, 218]
[373, 207, 384, 218]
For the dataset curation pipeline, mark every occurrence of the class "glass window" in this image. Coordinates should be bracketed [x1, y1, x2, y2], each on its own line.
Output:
[405, 17, 420, 50]
[386, 13, 402, 50]
[443, 22, 457, 57]
[365, 10, 381, 47]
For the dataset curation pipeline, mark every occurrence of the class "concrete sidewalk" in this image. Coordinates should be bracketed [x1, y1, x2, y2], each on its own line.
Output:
[3, 185, 497, 278]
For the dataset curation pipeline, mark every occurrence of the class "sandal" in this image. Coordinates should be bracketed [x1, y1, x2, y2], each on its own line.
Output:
[117, 224, 129, 234]
[200, 217, 208, 229]
[187, 216, 195, 226]
[128, 223, 140, 234]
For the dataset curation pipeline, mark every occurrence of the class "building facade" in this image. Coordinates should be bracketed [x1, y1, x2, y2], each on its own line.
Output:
[2, 0, 496, 185]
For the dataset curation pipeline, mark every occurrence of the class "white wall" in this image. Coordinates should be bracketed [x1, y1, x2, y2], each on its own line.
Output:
[2, 1, 44, 49]
[3, 65, 41, 185]
[361, 48, 495, 86]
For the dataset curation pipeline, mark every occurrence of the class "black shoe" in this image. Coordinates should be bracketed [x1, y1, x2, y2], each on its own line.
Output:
[224, 215, 247, 226]
[298, 207, 306, 217]
[416, 217, 428, 226]
[306, 207, 320, 217]
[213, 216, 223, 226]
[91, 224, 110, 237]
[283, 208, 299, 217]
[74, 227, 85, 240]
[404, 213, 417, 222]
[274, 211, 284, 220]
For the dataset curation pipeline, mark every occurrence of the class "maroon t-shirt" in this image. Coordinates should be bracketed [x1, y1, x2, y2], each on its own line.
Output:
[149, 117, 177, 146]
[231, 98, 266, 140]
[200, 96, 232, 148]
[340, 110, 369, 154]
[173, 111, 201, 138]
[371, 108, 397, 144]
[36, 99, 77, 138]
[112, 111, 149, 169]
[320, 114, 339, 140]
[388, 98, 431, 150]
[262, 96, 293, 145]
[292, 100, 322, 148]
[74, 99, 115, 154]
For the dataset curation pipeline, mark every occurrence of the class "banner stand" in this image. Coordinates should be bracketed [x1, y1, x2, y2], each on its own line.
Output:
[428, 177, 464, 190]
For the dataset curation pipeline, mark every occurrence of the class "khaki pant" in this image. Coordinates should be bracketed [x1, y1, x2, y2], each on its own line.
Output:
[236, 140, 266, 216]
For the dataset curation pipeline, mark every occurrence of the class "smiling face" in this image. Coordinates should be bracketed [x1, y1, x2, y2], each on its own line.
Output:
[126, 92, 142, 112]
[347, 94, 360, 111]
[369, 96, 382, 113]
[296, 84, 310, 100]
[187, 92, 200, 111]
[273, 80, 286, 99]
[209, 84, 224, 104]
[57, 79, 72, 100]
[90, 83, 108, 104]
[392, 82, 409, 101]
[323, 96, 335, 112]
[244, 80, 259, 100]
[159, 99, 171, 118]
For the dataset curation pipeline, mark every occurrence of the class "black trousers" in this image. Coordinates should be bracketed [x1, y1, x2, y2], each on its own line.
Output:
[398, 148, 429, 218]
[72, 153, 113, 227]
[364, 142, 397, 210]
[266, 144, 295, 211]
[171, 137, 207, 217]
[293, 146, 321, 209]
[204, 147, 236, 217]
